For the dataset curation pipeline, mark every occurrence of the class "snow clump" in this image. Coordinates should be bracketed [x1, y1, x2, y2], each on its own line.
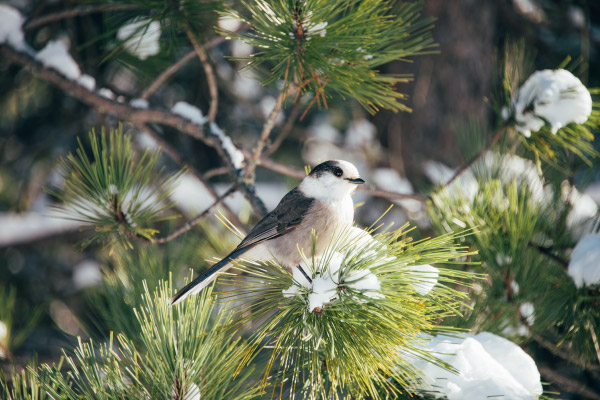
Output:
[568, 233, 600, 288]
[130, 98, 149, 109]
[345, 118, 377, 148]
[283, 227, 386, 312]
[77, 74, 96, 91]
[505, 69, 592, 137]
[117, 17, 161, 60]
[413, 332, 543, 400]
[36, 40, 81, 80]
[0, 4, 26, 49]
[210, 123, 245, 170]
[172, 101, 207, 125]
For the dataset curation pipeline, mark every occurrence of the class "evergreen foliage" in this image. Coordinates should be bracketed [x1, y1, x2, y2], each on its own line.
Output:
[218, 225, 478, 398]
[4, 285, 259, 400]
[2, 0, 600, 399]
[222, 0, 436, 113]
[428, 45, 600, 366]
[51, 126, 183, 248]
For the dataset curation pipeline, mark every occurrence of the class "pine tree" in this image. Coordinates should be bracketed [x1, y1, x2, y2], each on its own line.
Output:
[1, 1, 599, 399]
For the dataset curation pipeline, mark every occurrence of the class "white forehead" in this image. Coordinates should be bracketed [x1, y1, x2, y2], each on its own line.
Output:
[334, 160, 360, 177]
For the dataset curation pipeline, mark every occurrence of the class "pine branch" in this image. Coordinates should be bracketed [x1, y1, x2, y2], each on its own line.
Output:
[4, 41, 426, 213]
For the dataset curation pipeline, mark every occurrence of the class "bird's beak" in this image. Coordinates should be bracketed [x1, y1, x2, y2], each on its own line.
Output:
[346, 177, 365, 184]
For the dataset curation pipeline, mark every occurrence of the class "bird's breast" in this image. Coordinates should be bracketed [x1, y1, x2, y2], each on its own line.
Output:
[265, 196, 354, 268]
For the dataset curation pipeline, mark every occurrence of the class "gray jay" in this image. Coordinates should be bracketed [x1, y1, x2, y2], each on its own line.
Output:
[170, 159, 365, 305]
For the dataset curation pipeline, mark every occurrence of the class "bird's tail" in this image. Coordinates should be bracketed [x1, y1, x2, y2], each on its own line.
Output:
[170, 247, 247, 306]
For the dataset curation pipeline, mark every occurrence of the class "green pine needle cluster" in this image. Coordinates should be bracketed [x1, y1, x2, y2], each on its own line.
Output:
[3, 284, 259, 400]
[428, 156, 600, 366]
[51, 126, 183, 248]
[221, 0, 436, 113]
[216, 224, 479, 399]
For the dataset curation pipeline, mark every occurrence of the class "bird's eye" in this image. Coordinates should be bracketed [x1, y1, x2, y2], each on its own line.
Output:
[333, 168, 343, 177]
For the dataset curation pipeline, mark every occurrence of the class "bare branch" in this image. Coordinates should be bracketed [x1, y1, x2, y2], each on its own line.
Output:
[2, 44, 268, 220]
[246, 89, 287, 178]
[537, 365, 600, 400]
[528, 242, 568, 269]
[1, 45, 220, 145]
[149, 186, 236, 244]
[237, 180, 268, 217]
[360, 188, 427, 203]
[529, 330, 600, 372]
[140, 123, 246, 230]
[140, 36, 225, 100]
[141, 50, 195, 100]
[203, 167, 230, 180]
[245, 60, 291, 179]
[183, 21, 219, 123]
[24, 4, 139, 30]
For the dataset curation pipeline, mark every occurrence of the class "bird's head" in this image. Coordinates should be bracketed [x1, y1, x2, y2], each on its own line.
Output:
[299, 160, 365, 201]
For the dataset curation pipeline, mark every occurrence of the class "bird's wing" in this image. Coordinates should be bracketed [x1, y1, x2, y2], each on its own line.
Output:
[170, 187, 313, 306]
[236, 187, 314, 250]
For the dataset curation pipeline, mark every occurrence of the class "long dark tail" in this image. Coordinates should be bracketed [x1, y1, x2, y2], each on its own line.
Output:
[170, 247, 248, 306]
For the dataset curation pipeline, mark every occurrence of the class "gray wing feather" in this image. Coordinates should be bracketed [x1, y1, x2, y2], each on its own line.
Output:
[237, 188, 314, 250]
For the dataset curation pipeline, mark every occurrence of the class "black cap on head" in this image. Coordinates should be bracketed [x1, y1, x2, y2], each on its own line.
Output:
[308, 160, 341, 178]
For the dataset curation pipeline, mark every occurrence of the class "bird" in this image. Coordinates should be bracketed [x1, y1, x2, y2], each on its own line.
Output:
[170, 160, 365, 305]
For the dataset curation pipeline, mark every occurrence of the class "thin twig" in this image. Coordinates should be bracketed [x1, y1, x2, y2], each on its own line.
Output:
[528, 242, 568, 269]
[264, 99, 302, 158]
[237, 180, 268, 218]
[444, 125, 507, 188]
[246, 89, 287, 177]
[529, 330, 600, 372]
[245, 60, 291, 178]
[141, 36, 226, 100]
[537, 365, 600, 400]
[140, 123, 245, 230]
[358, 188, 427, 202]
[149, 186, 236, 244]
[203, 166, 231, 180]
[24, 4, 139, 30]
[141, 50, 195, 100]
[183, 20, 219, 123]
